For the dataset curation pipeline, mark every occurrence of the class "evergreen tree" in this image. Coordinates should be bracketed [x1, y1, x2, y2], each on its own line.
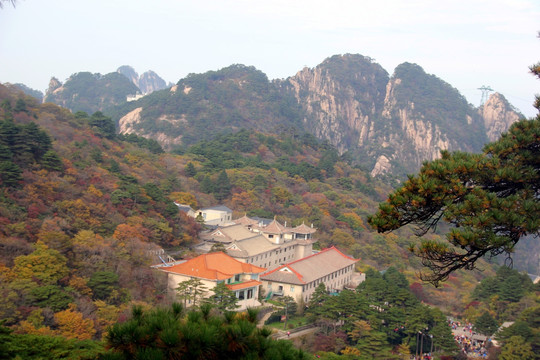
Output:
[354, 330, 393, 359]
[369, 118, 540, 285]
[13, 98, 28, 113]
[370, 58, 540, 285]
[28, 285, 73, 312]
[89, 111, 116, 139]
[109, 159, 121, 173]
[200, 175, 214, 194]
[175, 278, 208, 308]
[499, 274, 525, 302]
[41, 150, 63, 171]
[214, 170, 231, 201]
[185, 162, 197, 177]
[310, 283, 329, 307]
[0, 143, 12, 161]
[431, 320, 459, 354]
[104, 304, 307, 359]
[0, 161, 22, 187]
[88, 271, 119, 301]
[473, 276, 500, 301]
[0, 119, 23, 156]
[318, 149, 338, 177]
[204, 282, 239, 312]
[21, 122, 52, 162]
[474, 311, 499, 336]
[210, 242, 227, 253]
[0, 100, 13, 121]
[499, 336, 535, 360]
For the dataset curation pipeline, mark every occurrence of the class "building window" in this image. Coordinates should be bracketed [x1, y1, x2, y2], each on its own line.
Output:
[269, 234, 274, 238]
[247, 289, 253, 299]
[235, 274, 240, 282]
[290, 286, 295, 292]
[238, 290, 245, 300]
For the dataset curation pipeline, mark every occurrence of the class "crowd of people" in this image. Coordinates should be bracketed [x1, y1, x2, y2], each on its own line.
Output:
[450, 320, 490, 358]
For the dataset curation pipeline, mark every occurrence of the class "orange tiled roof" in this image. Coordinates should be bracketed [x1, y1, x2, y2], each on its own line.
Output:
[163, 252, 266, 280]
[226, 280, 262, 291]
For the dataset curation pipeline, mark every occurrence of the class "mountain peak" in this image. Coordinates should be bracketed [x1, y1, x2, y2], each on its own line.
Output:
[482, 92, 523, 142]
[117, 66, 168, 94]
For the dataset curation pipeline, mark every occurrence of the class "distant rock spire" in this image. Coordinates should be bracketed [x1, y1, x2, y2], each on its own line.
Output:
[46, 77, 62, 96]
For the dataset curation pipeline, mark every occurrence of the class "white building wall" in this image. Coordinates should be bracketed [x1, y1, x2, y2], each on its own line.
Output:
[244, 245, 298, 270]
[262, 264, 359, 304]
[167, 272, 262, 310]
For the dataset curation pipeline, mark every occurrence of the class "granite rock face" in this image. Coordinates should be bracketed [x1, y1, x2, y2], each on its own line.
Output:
[481, 92, 523, 142]
[283, 56, 522, 176]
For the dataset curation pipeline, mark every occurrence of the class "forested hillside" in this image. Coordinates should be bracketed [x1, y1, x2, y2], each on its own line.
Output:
[44, 72, 140, 114]
[1, 82, 535, 359]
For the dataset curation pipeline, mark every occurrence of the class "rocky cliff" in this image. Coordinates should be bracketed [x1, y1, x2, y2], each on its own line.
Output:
[284, 54, 388, 154]
[117, 65, 139, 87]
[481, 92, 523, 142]
[283, 57, 520, 177]
[106, 56, 526, 177]
[117, 66, 168, 94]
[139, 70, 168, 94]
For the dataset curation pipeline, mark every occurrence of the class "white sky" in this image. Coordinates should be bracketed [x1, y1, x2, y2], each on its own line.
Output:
[1, 0, 539, 117]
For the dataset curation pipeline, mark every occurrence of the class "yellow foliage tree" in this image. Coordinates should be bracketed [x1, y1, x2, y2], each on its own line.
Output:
[86, 184, 103, 198]
[330, 229, 356, 249]
[72, 229, 107, 250]
[37, 230, 71, 253]
[13, 241, 69, 285]
[113, 223, 148, 243]
[395, 343, 411, 360]
[54, 305, 96, 340]
[94, 300, 125, 337]
[17, 309, 54, 336]
[231, 190, 256, 211]
[69, 275, 93, 296]
[169, 191, 198, 209]
[348, 320, 372, 342]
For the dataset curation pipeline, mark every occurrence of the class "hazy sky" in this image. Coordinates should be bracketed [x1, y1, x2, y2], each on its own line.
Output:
[1, 0, 539, 117]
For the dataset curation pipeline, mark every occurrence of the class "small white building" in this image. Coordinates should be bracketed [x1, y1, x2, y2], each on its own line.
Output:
[194, 205, 233, 226]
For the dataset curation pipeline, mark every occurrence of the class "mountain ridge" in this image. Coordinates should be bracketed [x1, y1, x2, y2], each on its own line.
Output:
[36, 55, 524, 177]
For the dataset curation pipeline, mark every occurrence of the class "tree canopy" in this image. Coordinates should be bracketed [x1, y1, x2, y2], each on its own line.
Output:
[370, 56, 540, 285]
[369, 117, 539, 285]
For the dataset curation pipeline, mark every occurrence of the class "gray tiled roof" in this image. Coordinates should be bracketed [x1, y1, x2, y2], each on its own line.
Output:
[175, 204, 194, 213]
[261, 247, 357, 285]
[292, 222, 317, 234]
[233, 215, 259, 226]
[215, 224, 255, 240]
[201, 205, 233, 212]
[226, 235, 281, 258]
